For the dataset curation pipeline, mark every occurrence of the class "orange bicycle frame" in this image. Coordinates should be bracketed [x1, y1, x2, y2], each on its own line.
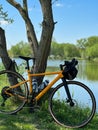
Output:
[28, 70, 64, 101]
[7, 70, 64, 102]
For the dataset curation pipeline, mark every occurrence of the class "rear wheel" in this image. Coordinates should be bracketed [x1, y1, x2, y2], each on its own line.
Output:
[49, 81, 96, 128]
[0, 70, 28, 114]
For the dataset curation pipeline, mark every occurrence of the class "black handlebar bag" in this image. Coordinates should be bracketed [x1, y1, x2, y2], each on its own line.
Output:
[63, 65, 78, 80]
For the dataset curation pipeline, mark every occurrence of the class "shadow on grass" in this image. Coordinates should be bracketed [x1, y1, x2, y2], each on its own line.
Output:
[0, 106, 61, 130]
[0, 106, 98, 130]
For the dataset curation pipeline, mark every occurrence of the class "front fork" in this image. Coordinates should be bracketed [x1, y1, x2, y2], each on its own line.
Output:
[61, 77, 74, 106]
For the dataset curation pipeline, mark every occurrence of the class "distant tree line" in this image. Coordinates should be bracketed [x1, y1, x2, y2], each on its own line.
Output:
[50, 41, 80, 59]
[8, 36, 98, 60]
[8, 41, 32, 57]
[77, 36, 98, 60]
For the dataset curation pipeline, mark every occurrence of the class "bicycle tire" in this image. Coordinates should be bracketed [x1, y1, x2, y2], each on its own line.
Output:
[49, 81, 96, 128]
[0, 70, 28, 114]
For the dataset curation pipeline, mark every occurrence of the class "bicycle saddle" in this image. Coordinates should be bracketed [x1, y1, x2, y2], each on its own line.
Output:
[19, 56, 35, 61]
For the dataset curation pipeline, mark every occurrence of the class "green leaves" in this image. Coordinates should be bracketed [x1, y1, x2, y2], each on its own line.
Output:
[0, 4, 13, 25]
[50, 42, 80, 59]
[8, 41, 32, 57]
[77, 36, 98, 59]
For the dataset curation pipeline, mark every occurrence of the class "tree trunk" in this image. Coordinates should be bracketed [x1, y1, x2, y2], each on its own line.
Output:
[0, 27, 22, 93]
[34, 0, 54, 84]
[0, 27, 15, 71]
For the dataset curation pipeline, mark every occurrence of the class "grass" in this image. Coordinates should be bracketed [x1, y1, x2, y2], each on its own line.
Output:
[0, 101, 98, 130]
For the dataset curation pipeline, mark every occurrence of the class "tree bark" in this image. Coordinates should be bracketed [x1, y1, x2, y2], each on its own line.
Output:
[34, 0, 54, 83]
[0, 27, 15, 71]
[35, 0, 54, 71]
[0, 27, 22, 93]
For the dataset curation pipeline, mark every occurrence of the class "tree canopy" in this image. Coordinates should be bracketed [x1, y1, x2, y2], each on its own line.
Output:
[8, 41, 32, 57]
[77, 36, 98, 59]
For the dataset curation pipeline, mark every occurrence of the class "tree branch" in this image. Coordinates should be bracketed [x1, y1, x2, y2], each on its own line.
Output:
[6, 0, 27, 20]
[6, 0, 21, 9]
[23, 0, 28, 11]
[6, 0, 39, 56]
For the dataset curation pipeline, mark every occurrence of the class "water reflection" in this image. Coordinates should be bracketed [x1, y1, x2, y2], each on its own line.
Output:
[78, 60, 98, 81]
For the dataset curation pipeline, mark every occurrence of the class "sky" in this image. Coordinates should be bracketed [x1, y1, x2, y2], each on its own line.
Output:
[0, 0, 98, 49]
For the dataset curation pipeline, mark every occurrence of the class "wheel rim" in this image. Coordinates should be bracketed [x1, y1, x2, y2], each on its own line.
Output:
[0, 70, 28, 114]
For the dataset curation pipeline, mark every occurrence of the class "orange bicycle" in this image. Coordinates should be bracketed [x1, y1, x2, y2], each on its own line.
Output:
[0, 56, 96, 128]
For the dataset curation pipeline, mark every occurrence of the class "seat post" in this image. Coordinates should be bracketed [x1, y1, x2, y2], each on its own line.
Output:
[19, 56, 35, 70]
[26, 60, 30, 70]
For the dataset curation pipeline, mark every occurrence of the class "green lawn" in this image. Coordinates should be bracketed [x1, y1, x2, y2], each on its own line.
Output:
[0, 105, 98, 130]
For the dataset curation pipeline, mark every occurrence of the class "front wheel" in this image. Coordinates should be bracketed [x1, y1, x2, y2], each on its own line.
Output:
[0, 70, 28, 114]
[49, 81, 96, 128]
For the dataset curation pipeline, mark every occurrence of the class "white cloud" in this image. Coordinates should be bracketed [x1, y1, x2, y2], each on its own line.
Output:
[0, 20, 9, 25]
[55, 3, 64, 7]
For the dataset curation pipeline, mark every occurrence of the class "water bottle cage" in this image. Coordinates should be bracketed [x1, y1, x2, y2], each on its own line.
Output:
[32, 79, 49, 93]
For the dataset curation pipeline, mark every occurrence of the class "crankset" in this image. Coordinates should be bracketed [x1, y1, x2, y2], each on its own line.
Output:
[1, 86, 12, 106]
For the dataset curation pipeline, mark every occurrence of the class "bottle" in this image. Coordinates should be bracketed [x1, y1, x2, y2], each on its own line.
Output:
[32, 78, 38, 93]
[39, 80, 49, 91]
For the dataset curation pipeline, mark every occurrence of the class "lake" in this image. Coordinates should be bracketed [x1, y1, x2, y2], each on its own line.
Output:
[0, 58, 98, 112]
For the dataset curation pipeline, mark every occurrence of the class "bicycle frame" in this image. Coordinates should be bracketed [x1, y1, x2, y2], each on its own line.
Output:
[8, 70, 64, 102]
[29, 71, 64, 101]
